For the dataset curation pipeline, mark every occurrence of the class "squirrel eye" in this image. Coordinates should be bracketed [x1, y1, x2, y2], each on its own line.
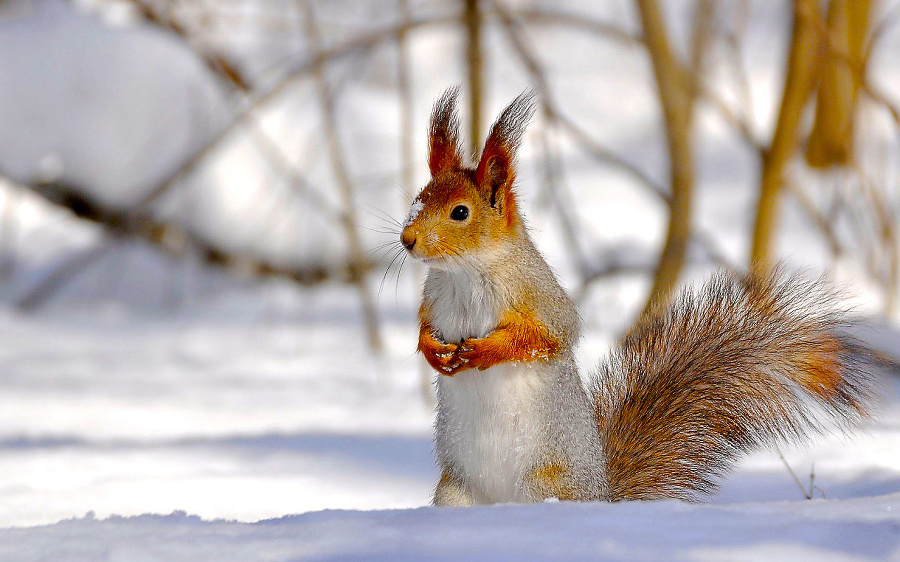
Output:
[450, 205, 470, 221]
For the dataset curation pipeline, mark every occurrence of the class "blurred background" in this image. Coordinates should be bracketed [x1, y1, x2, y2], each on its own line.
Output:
[0, 0, 899, 527]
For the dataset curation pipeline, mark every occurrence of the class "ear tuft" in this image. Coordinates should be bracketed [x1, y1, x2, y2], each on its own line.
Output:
[428, 87, 463, 176]
[475, 91, 537, 224]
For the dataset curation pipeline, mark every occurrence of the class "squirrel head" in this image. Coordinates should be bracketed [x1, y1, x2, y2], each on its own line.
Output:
[401, 88, 536, 269]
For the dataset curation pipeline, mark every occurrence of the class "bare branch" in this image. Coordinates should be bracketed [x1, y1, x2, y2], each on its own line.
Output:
[301, 0, 383, 352]
[553, 112, 671, 202]
[491, 0, 669, 204]
[750, 0, 823, 272]
[633, 0, 695, 315]
[244, 120, 343, 222]
[465, 0, 485, 155]
[17, 239, 117, 311]
[5, 174, 348, 309]
[493, 0, 736, 292]
[511, 7, 642, 47]
[789, 182, 845, 259]
[135, 14, 457, 213]
[127, 0, 252, 91]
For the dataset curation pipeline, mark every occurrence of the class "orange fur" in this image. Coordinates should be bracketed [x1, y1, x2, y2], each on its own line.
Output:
[474, 92, 534, 229]
[529, 462, 575, 500]
[456, 309, 560, 372]
[797, 336, 845, 401]
[596, 272, 875, 501]
[475, 150, 517, 229]
[418, 302, 461, 375]
[418, 304, 560, 376]
[436, 470, 453, 489]
[428, 88, 462, 176]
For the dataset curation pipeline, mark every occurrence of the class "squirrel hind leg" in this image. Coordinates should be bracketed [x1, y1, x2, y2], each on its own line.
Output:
[433, 470, 475, 507]
[524, 462, 578, 502]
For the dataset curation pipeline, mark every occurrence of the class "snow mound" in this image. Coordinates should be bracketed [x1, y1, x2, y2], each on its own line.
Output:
[2, 495, 899, 561]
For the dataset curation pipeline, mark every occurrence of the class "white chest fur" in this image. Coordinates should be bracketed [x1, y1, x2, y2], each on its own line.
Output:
[437, 363, 546, 503]
[426, 268, 498, 344]
[427, 267, 546, 503]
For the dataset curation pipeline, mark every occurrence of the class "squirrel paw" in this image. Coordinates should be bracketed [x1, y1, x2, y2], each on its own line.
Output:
[457, 338, 498, 371]
[421, 341, 468, 375]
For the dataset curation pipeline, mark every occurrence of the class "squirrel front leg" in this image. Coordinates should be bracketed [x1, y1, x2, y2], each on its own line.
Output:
[457, 310, 560, 371]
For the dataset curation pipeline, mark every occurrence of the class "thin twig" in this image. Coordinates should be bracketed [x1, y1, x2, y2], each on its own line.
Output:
[777, 448, 813, 500]
[721, 8, 758, 141]
[512, 7, 642, 47]
[494, 0, 736, 290]
[5, 174, 345, 309]
[244, 118, 343, 221]
[491, 0, 591, 275]
[856, 163, 899, 314]
[554, 112, 671, 202]
[300, 0, 382, 352]
[17, 238, 117, 311]
[135, 14, 456, 212]
[128, 0, 252, 91]
[790, 181, 846, 258]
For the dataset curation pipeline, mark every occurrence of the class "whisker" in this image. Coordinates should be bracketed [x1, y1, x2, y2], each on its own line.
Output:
[364, 205, 405, 228]
[394, 253, 408, 308]
[378, 247, 407, 302]
[385, 181, 416, 206]
[368, 240, 403, 260]
[376, 250, 401, 304]
[369, 240, 403, 251]
[362, 226, 401, 236]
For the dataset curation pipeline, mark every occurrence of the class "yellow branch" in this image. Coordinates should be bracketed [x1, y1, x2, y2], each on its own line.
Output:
[750, 0, 822, 273]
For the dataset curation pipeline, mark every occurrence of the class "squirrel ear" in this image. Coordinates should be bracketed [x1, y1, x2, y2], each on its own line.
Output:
[428, 87, 463, 176]
[475, 91, 536, 226]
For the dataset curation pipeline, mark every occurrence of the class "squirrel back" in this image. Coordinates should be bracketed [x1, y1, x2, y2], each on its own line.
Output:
[401, 89, 878, 506]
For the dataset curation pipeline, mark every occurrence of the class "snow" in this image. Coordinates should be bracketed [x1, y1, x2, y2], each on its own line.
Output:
[404, 198, 425, 227]
[0, 284, 897, 560]
[0, 0, 899, 559]
[2, 493, 899, 561]
[0, 285, 437, 527]
[0, 0, 228, 204]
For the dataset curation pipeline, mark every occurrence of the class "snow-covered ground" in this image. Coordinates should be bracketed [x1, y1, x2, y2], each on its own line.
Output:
[4, 494, 900, 561]
[0, 286, 898, 560]
[1, 0, 900, 559]
[0, 285, 436, 528]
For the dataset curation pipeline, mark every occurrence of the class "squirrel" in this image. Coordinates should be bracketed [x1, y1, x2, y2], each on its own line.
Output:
[399, 88, 877, 506]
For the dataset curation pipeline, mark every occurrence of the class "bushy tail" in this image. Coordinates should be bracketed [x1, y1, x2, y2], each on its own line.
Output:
[593, 271, 877, 502]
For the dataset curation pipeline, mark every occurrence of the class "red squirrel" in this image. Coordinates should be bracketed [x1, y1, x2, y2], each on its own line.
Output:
[400, 88, 875, 505]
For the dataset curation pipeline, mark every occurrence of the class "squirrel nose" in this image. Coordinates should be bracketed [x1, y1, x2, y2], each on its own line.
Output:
[401, 230, 416, 251]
